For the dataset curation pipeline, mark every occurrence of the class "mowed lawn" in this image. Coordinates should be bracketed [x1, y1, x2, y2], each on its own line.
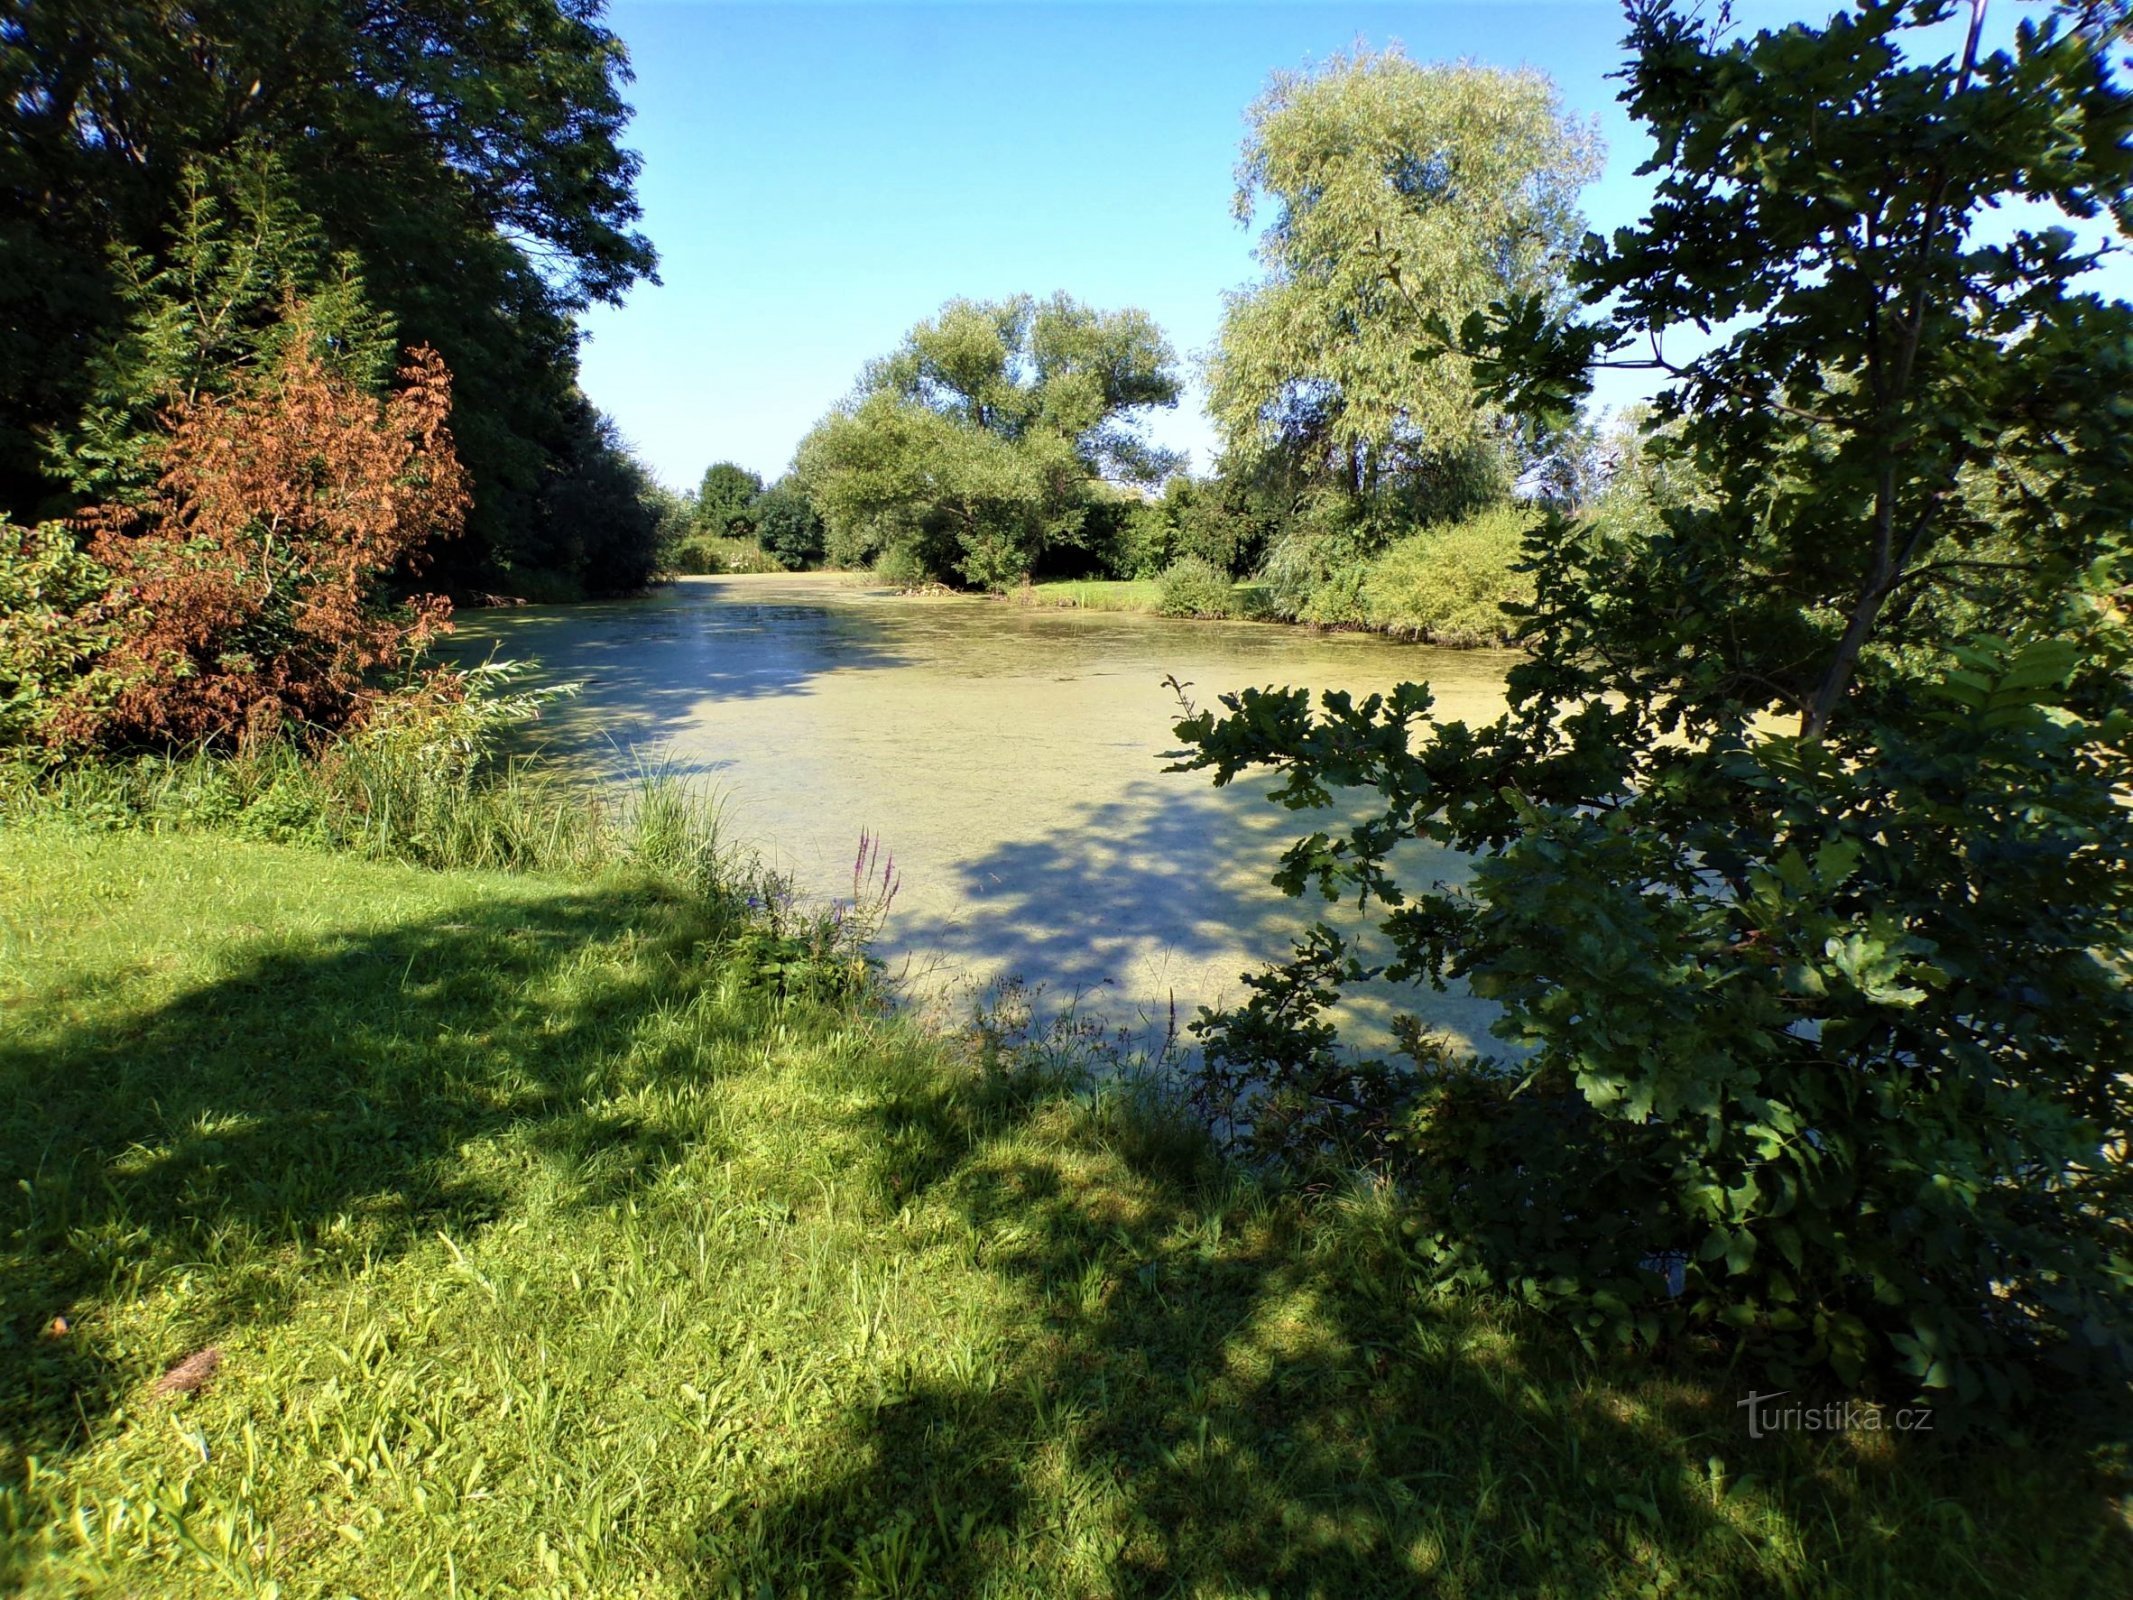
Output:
[0, 827, 2125, 1596]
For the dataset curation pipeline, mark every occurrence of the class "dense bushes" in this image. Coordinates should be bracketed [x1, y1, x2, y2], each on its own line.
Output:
[1256, 497, 1385, 625]
[24, 337, 468, 752]
[1115, 475, 1286, 580]
[667, 535, 784, 576]
[1155, 556, 1238, 619]
[752, 480, 827, 569]
[0, 521, 113, 750]
[659, 471, 826, 575]
[1360, 506, 1533, 644]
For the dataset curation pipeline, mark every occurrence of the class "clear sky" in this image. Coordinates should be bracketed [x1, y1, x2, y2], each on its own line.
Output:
[565, 2, 1881, 489]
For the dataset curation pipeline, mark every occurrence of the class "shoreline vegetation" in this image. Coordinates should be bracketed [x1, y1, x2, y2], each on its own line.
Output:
[4, 2, 2129, 1592]
[4, 770, 2128, 1595]
[655, 524, 1536, 650]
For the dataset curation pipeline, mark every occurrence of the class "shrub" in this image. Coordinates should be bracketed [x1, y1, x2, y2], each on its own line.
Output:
[50, 335, 468, 750]
[873, 543, 931, 590]
[1113, 500, 1176, 579]
[1156, 555, 1235, 619]
[664, 538, 716, 576]
[0, 520, 114, 751]
[1112, 476, 1291, 582]
[1360, 506, 1534, 644]
[669, 535, 782, 576]
[1256, 497, 1382, 624]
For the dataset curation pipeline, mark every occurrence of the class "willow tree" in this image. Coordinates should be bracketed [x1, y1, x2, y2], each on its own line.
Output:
[797, 294, 1181, 589]
[1209, 50, 1600, 509]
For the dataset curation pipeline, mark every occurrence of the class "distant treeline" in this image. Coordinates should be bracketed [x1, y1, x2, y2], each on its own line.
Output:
[666, 50, 1658, 645]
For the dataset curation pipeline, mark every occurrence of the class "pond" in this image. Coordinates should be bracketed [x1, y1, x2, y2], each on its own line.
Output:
[457, 574, 1515, 1054]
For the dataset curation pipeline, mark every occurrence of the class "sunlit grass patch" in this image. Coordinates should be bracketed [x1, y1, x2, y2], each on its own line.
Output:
[1011, 579, 1164, 613]
[0, 826, 2124, 1596]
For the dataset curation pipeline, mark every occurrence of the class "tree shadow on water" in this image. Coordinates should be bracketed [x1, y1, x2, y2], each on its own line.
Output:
[451, 582, 917, 761]
[0, 880, 742, 1469]
[885, 775, 1498, 1055]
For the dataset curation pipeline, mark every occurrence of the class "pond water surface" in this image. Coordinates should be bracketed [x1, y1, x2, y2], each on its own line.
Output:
[457, 574, 1515, 1053]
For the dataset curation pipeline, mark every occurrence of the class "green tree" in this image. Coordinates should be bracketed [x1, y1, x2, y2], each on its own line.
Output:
[1209, 50, 1599, 503]
[1, 0, 655, 592]
[1174, 0, 2133, 1413]
[797, 294, 1181, 589]
[753, 478, 826, 570]
[46, 148, 395, 505]
[696, 462, 765, 539]
[525, 400, 664, 597]
[1118, 472, 1291, 580]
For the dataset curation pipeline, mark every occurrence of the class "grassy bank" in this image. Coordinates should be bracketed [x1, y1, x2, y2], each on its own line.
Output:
[1009, 579, 1163, 613]
[1008, 578, 1276, 623]
[1, 824, 2127, 1595]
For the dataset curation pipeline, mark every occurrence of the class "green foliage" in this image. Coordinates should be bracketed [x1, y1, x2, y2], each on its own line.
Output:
[46, 150, 397, 506]
[798, 294, 1182, 589]
[1155, 555, 1238, 620]
[1361, 505, 1534, 644]
[752, 477, 827, 569]
[1255, 492, 1395, 624]
[667, 535, 784, 577]
[524, 401, 665, 596]
[3, 0, 655, 595]
[869, 538, 934, 590]
[644, 480, 697, 562]
[3, 658, 605, 875]
[695, 461, 765, 538]
[1173, 0, 2133, 1416]
[1210, 49, 1598, 497]
[1115, 473, 1289, 580]
[1248, 452, 1511, 625]
[1203, 46, 1580, 620]
[0, 520, 114, 750]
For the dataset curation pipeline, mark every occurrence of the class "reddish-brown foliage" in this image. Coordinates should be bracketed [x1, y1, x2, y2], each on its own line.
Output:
[56, 340, 470, 747]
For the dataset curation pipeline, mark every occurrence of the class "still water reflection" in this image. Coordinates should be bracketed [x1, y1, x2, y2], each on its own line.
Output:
[456, 574, 1515, 1052]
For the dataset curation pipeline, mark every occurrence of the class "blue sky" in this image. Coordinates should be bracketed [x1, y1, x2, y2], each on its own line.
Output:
[568, 2, 1897, 489]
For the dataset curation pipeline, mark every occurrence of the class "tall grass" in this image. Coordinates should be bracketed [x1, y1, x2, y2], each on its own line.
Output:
[0, 651, 754, 886]
[1, 739, 733, 882]
[1008, 578, 1164, 612]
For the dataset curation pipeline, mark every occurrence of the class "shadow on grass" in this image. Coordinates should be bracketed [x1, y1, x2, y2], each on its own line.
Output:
[2, 858, 2125, 1597]
[713, 1058, 2133, 1598]
[0, 877, 744, 1466]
